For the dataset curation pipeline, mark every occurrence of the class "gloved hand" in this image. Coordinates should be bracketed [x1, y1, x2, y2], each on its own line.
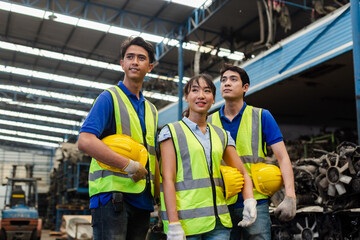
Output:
[238, 198, 257, 227]
[124, 159, 148, 182]
[274, 196, 296, 222]
[167, 222, 186, 240]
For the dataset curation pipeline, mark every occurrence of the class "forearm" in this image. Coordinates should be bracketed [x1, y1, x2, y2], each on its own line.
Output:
[223, 146, 254, 199]
[279, 158, 296, 198]
[272, 141, 296, 198]
[78, 132, 129, 169]
[163, 179, 179, 222]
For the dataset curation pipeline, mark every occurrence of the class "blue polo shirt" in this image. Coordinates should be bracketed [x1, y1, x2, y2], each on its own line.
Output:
[218, 102, 283, 208]
[80, 81, 154, 211]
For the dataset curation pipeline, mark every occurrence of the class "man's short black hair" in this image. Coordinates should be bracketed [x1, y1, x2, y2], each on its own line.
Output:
[121, 36, 155, 63]
[220, 64, 250, 86]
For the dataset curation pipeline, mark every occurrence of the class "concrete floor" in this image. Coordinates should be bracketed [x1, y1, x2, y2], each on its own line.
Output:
[41, 229, 64, 240]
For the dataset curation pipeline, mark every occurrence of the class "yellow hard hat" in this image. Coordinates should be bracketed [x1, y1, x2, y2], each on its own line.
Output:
[220, 166, 244, 200]
[97, 134, 148, 174]
[251, 163, 283, 196]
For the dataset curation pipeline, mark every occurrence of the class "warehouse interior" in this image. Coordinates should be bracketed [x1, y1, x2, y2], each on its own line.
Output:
[0, 0, 359, 239]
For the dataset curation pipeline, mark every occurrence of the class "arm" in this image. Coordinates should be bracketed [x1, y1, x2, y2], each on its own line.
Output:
[271, 141, 297, 221]
[271, 141, 296, 198]
[78, 132, 129, 169]
[223, 145, 257, 227]
[160, 138, 179, 222]
[223, 146, 254, 200]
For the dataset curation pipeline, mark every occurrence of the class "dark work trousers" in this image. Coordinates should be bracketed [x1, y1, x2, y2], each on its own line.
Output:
[91, 194, 151, 240]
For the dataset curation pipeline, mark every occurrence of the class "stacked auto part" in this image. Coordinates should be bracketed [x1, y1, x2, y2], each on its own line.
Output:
[271, 141, 360, 239]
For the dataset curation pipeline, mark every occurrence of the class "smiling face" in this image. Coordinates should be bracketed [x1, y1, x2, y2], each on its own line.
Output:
[120, 45, 153, 83]
[220, 70, 249, 101]
[185, 77, 215, 117]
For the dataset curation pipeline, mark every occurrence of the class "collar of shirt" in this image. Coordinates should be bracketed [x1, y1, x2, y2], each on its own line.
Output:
[118, 81, 145, 104]
[182, 117, 209, 133]
[219, 101, 247, 123]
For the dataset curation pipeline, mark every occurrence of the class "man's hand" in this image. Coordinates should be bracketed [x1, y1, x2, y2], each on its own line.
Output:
[238, 198, 257, 227]
[274, 196, 296, 222]
[167, 222, 186, 240]
[124, 159, 148, 182]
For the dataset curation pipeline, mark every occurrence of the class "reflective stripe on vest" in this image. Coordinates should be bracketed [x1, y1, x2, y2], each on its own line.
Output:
[209, 105, 268, 200]
[89, 85, 158, 197]
[160, 121, 232, 236]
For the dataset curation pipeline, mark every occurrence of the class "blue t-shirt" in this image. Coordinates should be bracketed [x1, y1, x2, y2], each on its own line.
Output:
[80, 81, 154, 211]
[218, 102, 283, 207]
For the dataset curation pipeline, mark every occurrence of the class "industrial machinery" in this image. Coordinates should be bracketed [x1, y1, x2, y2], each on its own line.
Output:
[0, 165, 42, 240]
[271, 141, 360, 239]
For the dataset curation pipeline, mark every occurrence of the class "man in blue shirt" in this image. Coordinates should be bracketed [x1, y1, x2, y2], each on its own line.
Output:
[209, 64, 296, 240]
[78, 37, 159, 240]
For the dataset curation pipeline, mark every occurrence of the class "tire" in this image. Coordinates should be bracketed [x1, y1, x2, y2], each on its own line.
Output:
[30, 229, 38, 240]
[0, 229, 7, 240]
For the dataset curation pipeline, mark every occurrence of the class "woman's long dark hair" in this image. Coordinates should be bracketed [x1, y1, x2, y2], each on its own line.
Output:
[182, 73, 216, 118]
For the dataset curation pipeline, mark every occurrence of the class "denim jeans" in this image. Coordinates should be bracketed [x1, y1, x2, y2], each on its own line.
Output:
[229, 202, 271, 240]
[187, 219, 231, 240]
[91, 195, 150, 240]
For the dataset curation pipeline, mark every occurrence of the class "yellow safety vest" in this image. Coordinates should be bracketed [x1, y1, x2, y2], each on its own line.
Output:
[160, 121, 232, 236]
[208, 105, 268, 200]
[89, 85, 158, 197]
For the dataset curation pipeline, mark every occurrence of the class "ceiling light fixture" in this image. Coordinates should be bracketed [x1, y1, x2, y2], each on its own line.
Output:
[0, 128, 63, 142]
[0, 119, 78, 135]
[0, 65, 179, 102]
[0, 109, 81, 126]
[0, 1, 244, 61]
[0, 97, 88, 116]
[0, 134, 60, 148]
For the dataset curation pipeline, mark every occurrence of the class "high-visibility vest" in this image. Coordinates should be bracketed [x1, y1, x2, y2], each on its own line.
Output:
[89, 85, 158, 197]
[208, 105, 268, 200]
[160, 121, 232, 236]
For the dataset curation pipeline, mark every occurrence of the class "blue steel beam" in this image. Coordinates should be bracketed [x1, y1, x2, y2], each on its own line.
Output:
[279, 7, 349, 74]
[178, 40, 184, 120]
[13, 0, 180, 36]
[350, 0, 360, 144]
[155, 0, 230, 62]
[273, 0, 313, 11]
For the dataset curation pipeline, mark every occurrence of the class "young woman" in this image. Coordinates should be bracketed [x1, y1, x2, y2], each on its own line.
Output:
[159, 74, 256, 239]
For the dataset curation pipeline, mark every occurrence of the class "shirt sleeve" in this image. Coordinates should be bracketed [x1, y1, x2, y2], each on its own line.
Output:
[226, 131, 236, 147]
[79, 91, 114, 138]
[261, 109, 283, 146]
[158, 126, 172, 143]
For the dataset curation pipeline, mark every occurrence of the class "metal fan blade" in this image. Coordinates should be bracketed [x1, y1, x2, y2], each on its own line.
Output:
[311, 220, 317, 230]
[319, 177, 329, 189]
[325, 156, 332, 167]
[339, 174, 352, 184]
[319, 167, 327, 175]
[335, 155, 339, 167]
[296, 222, 304, 231]
[335, 182, 346, 195]
[328, 184, 336, 196]
[339, 162, 349, 173]
[305, 217, 309, 228]
[293, 234, 302, 240]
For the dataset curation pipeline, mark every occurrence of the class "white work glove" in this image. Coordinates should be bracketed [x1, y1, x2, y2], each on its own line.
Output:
[274, 196, 296, 222]
[167, 222, 186, 240]
[123, 159, 148, 182]
[238, 198, 257, 227]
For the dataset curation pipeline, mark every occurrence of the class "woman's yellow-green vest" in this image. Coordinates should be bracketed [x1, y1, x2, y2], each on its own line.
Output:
[89, 85, 158, 197]
[160, 120, 232, 236]
[208, 105, 268, 200]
